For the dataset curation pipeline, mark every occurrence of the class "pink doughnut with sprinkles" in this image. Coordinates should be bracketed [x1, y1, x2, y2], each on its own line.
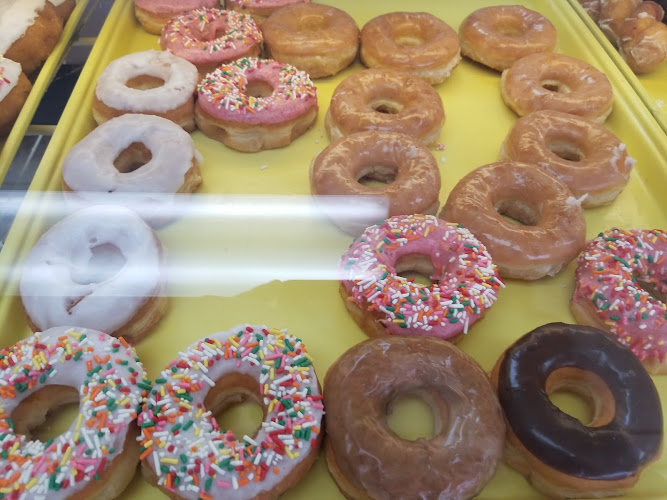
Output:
[196, 57, 318, 152]
[339, 214, 504, 342]
[572, 228, 667, 374]
[137, 325, 324, 499]
[160, 8, 262, 75]
[226, 0, 311, 24]
[0, 326, 150, 499]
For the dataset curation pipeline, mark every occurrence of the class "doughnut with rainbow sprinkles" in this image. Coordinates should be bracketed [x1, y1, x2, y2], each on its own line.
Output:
[138, 324, 324, 499]
[339, 214, 504, 342]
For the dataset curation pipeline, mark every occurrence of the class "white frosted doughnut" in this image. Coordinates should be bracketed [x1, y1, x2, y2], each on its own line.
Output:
[0, 0, 47, 54]
[19, 205, 167, 341]
[62, 114, 203, 227]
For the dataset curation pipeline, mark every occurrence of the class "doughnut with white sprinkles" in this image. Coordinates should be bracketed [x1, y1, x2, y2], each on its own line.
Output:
[137, 325, 324, 499]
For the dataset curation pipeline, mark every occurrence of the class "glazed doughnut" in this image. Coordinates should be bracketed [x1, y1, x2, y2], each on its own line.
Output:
[62, 114, 203, 228]
[196, 58, 318, 152]
[339, 214, 503, 342]
[0, 57, 32, 137]
[326, 68, 445, 146]
[262, 3, 359, 79]
[0, 326, 150, 499]
[571, 228, 667, 374]
[458, 5, 558, 71]
[133, 0, 219, 35]
[579, 0, 602, 22]
[360, 12, 461, 85]
[491, 322, 664, 498]
[19, 205, 168, 344]
[324, 336, 505, 499]
[310, 131, 441, 235]
[499, 110, 635, 207]
[501, 52, 614, 123]
[0, 0, 63, 75]
[225, 0, 311, 24]
[138, 324, 324, 499]
[618, 1, 667, 73]
[160, 8, 262, 76]
[48, 0, 76, 23]
[440, 161, 586, 280]
[93, 50, 199, 131]
[599, 0, 642, 45]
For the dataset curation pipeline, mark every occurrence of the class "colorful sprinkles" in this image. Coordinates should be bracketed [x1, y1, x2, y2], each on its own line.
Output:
[573, 228, 667, 363]
[0, 327, 149, 499]
[197, 57, 317, 114]
[340, 215, 504, 340]
[137, 325, 324, 499]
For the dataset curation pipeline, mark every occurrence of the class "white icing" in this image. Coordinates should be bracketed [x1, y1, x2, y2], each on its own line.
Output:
[0, 56, 22, 101]
[0, 0, 48, 54]
[19, 205, 165, 334]
[95, 50, 198, 113]
[62, 113, 202, 226]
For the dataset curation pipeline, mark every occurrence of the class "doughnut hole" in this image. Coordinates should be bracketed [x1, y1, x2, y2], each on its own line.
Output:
[114, 142, 153, 173]
[545, 367, 616, 427]
[392, 23, 426, 46]
[124, 74, 165, 91]
[245, 79, 275, 99]
[386, 390, 440, 441]
[495, 199, 540, 227]
[357, 164, 398, 188]
[204, 374, 265, 439]
[197, 20, 231, 42]
[11, 385, 80, 441]
[298, 14, 328, 31]
[494, 15, 527, 36]
[395, 253, 438, 286]
[548, 141, 585, 162]
[541, 79, 573, 93]
[370, 98, 403, 115]
[70, 243, 127, 287]
[634, 274, 667, 303]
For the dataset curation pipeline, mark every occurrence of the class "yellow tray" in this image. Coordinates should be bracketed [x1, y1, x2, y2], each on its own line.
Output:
[1, 0, 667, 498]
[567, 0, 667, 134]
[0, 0, 91, 184]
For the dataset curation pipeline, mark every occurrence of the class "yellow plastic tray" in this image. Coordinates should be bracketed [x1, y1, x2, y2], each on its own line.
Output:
[1, 0, 667, 498]
[567, 0, 667, 134]
[0, 0, 91, 184]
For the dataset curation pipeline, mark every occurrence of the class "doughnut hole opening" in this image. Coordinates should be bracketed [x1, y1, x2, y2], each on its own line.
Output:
[11, 385, 80, 441]
[245, 79, 275, 99]
[298, 14, 328, 31]
[495, 199, 540, 226]
[392, 23, 425, 46]
[545, 367, 615, 427]
[370, 98, 403, 115]
[357, 164, 398, 188]
[541, 79, 573, 93]
[204, 374, 265, 439]
[633, 274, 667, 303]
[548, 141, 584, 162]
[70, 243, 127, 287]
[197, 21, 231, 42]
[114, 142, 153, 173]
[395, 253, 437, 286]
[494, 16, 527, 36]
[386, 390, 440, 441]
[124, 74, 165, 91]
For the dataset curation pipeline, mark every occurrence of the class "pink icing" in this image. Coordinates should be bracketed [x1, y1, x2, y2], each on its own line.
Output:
[339, 215, 503, 340]
[134, 0, 218, 13]
[197, 58, 318, 125]
[160, 8, 262, 66]
[227, 0, 310, 9]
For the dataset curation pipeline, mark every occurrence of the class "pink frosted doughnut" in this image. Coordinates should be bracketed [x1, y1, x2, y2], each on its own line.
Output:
[571, 228, 667, 374]
[160, 8, 262, 75]
[226, 0, 311, 24]
[0, 326, 150, 499]
[134, 0, 219, 34]
[138, 324, 325, 499]
[196, 57, 318, 152]
[339, 214, 503, 342]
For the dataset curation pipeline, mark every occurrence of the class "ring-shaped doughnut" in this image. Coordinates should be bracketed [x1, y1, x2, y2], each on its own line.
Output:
[572, 228, 667, 374]
[262, 3, 359, 78]
[339, 214, 503, 342]
[458, 5, 557, 71]
[19, 205, 168, 343]
[196, 57, 318, 152]
[160, 8, 262, 76]
[133, 0, 219, 35]
[225, 0, 311, 24]
[440, 161, 586, 280]
[62, 114, 203, 228]
[0, 326, 150, 499]
[325, 68, 445, 146]
[499, 110, 635, 207]
[324, 335, 505, 499]
[360, 12, 461, 85]
[93, 50, 199, 131]
[501, 52, 614, 123]
[310, 130, 441, 235]
[138, 324, 324, 499]
[491, 322, 663, 498]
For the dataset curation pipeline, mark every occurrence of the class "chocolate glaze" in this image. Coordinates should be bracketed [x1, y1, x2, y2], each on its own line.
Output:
[498, 322, 663, 480]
